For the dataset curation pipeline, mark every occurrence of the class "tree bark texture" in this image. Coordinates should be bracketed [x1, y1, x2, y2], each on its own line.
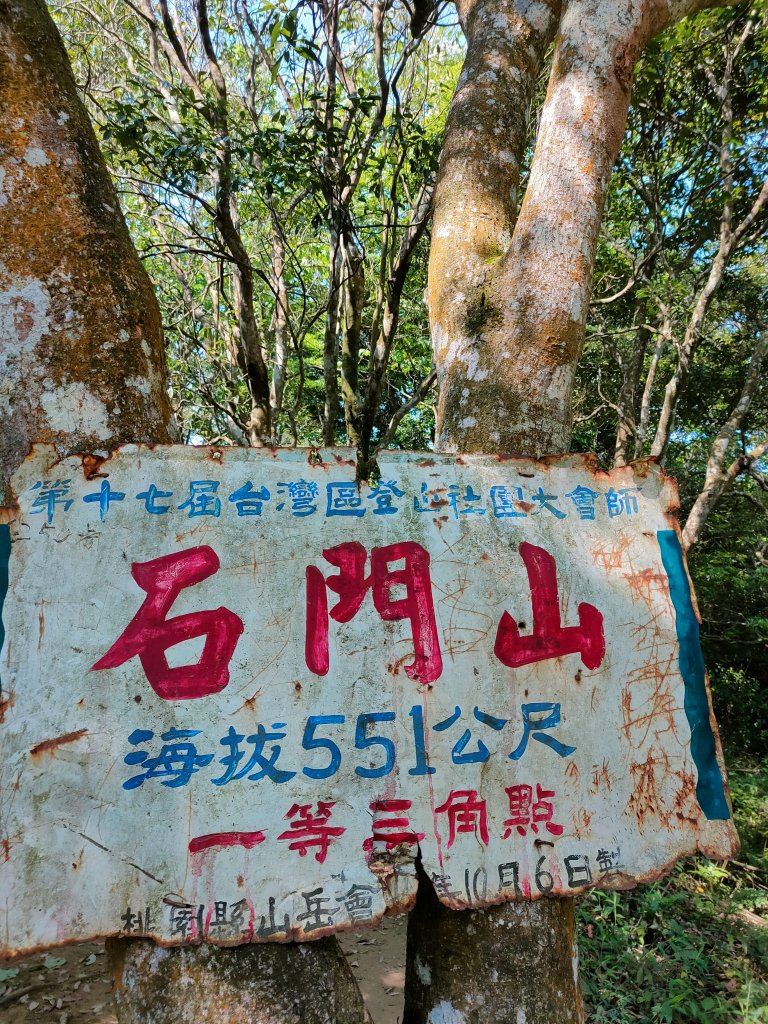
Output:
[107, 937, 370, 1024]
[430, 0, 737, 458]
[409, 0, 738, 1021]
[0, 0, 175, 501]
[340, 232, 365, 446]
[323, 220, 343, 446]
[404, 869, 581, 1024]
[0, 3, 367, 1021]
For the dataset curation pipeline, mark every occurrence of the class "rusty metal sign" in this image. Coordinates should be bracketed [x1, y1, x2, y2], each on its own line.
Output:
[0, 444, 737, 956]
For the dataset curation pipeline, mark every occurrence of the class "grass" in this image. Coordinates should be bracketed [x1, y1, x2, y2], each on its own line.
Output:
[578, 760, 768, 1022]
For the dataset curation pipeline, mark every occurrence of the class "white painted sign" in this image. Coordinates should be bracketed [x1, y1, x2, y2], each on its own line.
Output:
[0, 445, 737, 956]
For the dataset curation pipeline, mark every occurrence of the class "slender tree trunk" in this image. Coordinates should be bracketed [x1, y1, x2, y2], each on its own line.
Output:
[199, 0, 271, 446]
[649, 245, 731, 463]
[0, 3, 368, 1021]
[681, 332, 768, 551]
[613, 269, 657, 466]
[361, 183, 433, 465]
[649, 45, 768, 464]
[634, 327, 666, 459]
[269, 220, 290, 440]
[323, 219, 343, 446]
[219, 197, 272, 445]
[613, 320, 653, 467]
[340, 232, 365, 446]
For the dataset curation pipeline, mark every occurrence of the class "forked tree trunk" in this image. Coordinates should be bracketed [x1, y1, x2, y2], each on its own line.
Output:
[0, 3, 368, 1022]
[429, 0, 735, 459]
[405, 0, 736, 1021]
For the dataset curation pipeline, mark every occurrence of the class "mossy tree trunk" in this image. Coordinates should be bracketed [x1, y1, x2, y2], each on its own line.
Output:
[0, 0, 175, 502]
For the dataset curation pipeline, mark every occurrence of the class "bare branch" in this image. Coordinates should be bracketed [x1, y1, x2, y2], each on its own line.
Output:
[375, 369, 437, 453]
[682, 332, 768, 551]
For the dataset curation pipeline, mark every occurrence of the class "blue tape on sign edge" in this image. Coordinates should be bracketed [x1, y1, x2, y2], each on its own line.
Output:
[0, 523, 9, 705]
[657, 529, 730, 820]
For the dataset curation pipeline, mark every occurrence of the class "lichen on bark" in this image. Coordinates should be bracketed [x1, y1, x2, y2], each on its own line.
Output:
[108, 937, 371, 1024]
[0, 0, 175, 502]
[429, 0, 738, 458]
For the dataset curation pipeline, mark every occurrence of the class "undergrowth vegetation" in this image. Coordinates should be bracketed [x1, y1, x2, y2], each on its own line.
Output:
[579, 761, 768, 1022]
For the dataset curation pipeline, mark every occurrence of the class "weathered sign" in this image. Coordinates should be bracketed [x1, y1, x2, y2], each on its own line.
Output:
[0, 445, 737, 956]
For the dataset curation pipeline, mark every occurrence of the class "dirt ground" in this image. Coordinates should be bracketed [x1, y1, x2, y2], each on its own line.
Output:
[0, 917, 408, 1024]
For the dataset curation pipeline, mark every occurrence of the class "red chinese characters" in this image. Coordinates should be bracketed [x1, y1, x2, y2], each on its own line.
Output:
[277, 801, 345, 864]
[363, 798, 425, 854]
[434, 790, 489, 848]
[305, 541, 442, 684]
[494, 542, 605, 671]
[189, 831, 266, 854]
[502, 783, 564, 838]
[91, 546, 244, 700]
[95, 538, 604, 705]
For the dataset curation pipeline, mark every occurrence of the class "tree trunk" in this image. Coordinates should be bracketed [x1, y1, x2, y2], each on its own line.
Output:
[323, 219, 343, 446]
[0, 3, 367, 1021]
[107, 937, 369, 1024]
[634, 327, 666, 459]
[406, 1, 585, 1018]
[648, 49, 768, 465]
[404, 865, 580, 1024]
[681, 331, 768, 551]
[430, 0, 736, 459]
[360, 183, 433, 465]
[0, 0, 175, 501]
[340, 231, 365, 446]
[407, 0, 737, 1021]
[612, 269, 658, 467]
[269, 220, 290, 441]
[218, 197, 272, 446]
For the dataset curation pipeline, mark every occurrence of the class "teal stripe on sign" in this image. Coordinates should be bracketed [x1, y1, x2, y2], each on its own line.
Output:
[0, 523, 9, 702]
[657, 529, 730, 820]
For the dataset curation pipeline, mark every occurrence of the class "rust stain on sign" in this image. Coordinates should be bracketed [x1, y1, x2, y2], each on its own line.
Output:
[0, 445, 737, 957]
[29, 728, 88, 758]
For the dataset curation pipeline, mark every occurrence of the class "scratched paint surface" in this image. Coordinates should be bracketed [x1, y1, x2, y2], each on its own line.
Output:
[0, 445, 737, 956]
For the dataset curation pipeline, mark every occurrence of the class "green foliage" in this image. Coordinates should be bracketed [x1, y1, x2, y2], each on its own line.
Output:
[684, 487, 768, 758]
[54, 0, 460, 448]
[729, 762, 768, 875]
[579, 763, 768, 1023]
